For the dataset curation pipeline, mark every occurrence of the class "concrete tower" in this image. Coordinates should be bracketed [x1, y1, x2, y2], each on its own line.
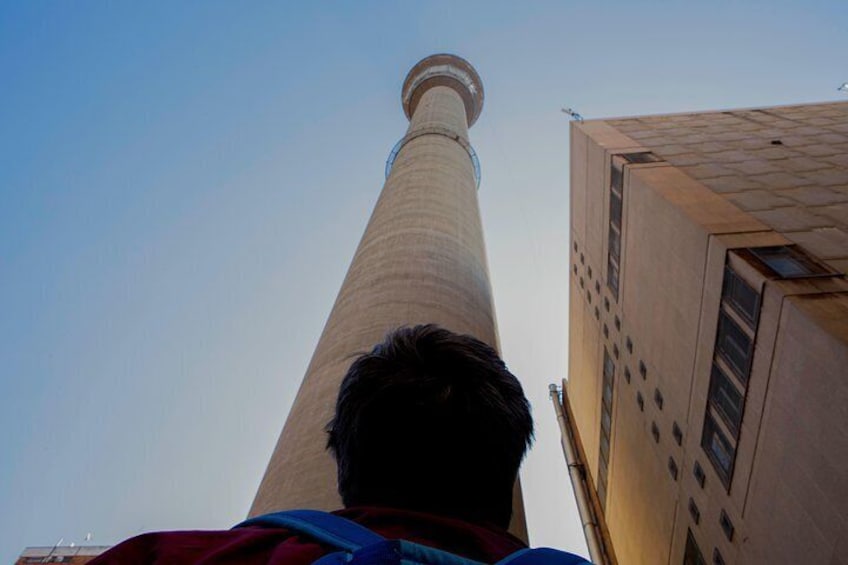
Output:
[249, 54, 528, 539]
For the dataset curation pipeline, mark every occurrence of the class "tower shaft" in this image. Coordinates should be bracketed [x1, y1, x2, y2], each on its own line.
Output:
[250, 56, 527, 540]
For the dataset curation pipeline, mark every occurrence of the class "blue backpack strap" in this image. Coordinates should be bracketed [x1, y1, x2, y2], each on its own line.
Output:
[496, 547, 593, 565]
[234, 509, 385, 552]
[396, 540, 487, 565]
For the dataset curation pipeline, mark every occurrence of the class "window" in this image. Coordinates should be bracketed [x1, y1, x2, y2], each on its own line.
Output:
[668, 456, 679, 480]
[651, 421, 660, 443]
[673, 422, 683, 446]
[701, 412, 735, 486]
[604, 297, 610, 312]
[621, 151, 662, 164]
[588, 266, 593, 279]
[611, 163, 623, 192]
[654, 388, 664, 410]
[607, 256, 620, 298]
[610, 191, 623, 229]
[639, 361, 647, 380]
[594, 306, 600, 320]
[624, 367, 631, 383]
[637, 391, 644, 411]
[749, 245, 834, 278]
[701, 259, 762, 491]
[688, 498, 700, 524]
[573, 241, 578, 252]
[709, 363, 744, 435]
[693, 461, 706, 488]
[613, 344, 620, 359]
[719, 510, 734, 541]
[598, 349, 616, 509]
[684, 530, 707, 565]
[580, 277, 585, 289]
[587, 291, 592, 304]
[722, 267, 759, 326]
[595, 281, 601, 294]
[580, 253, 585, 265]
[712, 549, 726, 565]
[603, 324, 609, 338]
[626, 336, 633, 353]
[715, 311, 753, 382]
[614, 315, 621, 331]
[609, 225, 621, 260]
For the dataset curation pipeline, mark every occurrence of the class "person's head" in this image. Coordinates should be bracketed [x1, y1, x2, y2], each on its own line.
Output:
[326, 324, 533, 528]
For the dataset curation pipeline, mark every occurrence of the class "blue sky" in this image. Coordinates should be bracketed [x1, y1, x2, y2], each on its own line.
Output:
[1, 1, 846, 562]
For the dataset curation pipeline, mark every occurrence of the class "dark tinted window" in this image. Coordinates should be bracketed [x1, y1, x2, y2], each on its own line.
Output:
[716, 311, 752, 382]
[609, 225, 621, 260]
[683, 530, 707, 565]
[723, 267, 759, 327]
[610, 191, 623, 229]
[702, 412, 735, 486]
[610, 164, 623, 192]
[607, 256, 620, 298]
[709, 363, 744, 436]
[750, 245, 832, 278]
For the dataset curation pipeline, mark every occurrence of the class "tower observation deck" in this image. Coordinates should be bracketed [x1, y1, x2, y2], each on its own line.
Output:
[249, 54, 527, 540]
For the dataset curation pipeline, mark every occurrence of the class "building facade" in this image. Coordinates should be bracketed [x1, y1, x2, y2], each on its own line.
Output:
[564, 101, 848, 564]
[16, 546, 107, 564]
[250, 54, 527, 539]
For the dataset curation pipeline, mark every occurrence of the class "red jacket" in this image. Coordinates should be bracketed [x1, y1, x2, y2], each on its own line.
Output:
[89, 506, 527, 564]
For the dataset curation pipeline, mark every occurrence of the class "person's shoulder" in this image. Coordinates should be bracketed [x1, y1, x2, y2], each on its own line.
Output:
[88, 525, 325, 564]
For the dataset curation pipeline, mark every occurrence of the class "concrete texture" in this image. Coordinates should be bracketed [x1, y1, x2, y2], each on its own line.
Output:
[249, 55, 528, 540]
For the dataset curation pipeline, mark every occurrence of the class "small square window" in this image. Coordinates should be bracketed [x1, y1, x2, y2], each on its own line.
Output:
[688, 498, 700, 524]
[624, 367, 631, 383]
[651, 421, 660, 443]
[639, 361, 647, 380]
[637, 392, 644, 412]
[626, 337, 633, 354]
[719, 510, 734, 541]
[614, 316, 621, 331]
[654, 388, 664, 410]
[713, 548, 726, 565]
[693, 461, 706, 488]
[668, 456, 679, 481]
[748, 245, 834, 279]
[673, 422, 683, 446]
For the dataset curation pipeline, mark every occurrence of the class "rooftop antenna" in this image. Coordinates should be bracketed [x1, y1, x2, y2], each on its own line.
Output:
[561, 107, 584, 122]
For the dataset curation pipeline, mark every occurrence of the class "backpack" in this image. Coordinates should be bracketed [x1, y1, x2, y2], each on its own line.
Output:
[235, 509, 592, 565]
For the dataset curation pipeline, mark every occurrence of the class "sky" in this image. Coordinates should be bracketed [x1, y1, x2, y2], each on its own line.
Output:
[1, 1, 846, 562]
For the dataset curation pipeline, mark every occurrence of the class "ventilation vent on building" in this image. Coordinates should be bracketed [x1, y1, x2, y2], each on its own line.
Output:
[719, 510, 734, 541]
[620, 151, 663, 164]
[688, 497, 700, 524]
[694, 461, 706, 488]
[668, 456, 679, 481]
[673, 422, 683, 446]
[651, 421, 660, 443]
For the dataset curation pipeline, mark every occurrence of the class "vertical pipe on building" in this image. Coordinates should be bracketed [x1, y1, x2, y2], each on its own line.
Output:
[249, 54, 528, 540]
[549, 383, 609, 565]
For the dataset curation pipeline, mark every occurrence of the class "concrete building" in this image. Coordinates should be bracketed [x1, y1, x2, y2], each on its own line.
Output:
[250, 54, 527, 539]
[561, 101, 848, 564]
[16, 546, 107, 564]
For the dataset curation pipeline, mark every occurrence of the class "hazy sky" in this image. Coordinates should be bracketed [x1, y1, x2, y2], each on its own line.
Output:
[1, 1, 845, 562]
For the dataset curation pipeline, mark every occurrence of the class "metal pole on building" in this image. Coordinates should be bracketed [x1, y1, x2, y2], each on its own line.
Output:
[549, 383, 611, 565]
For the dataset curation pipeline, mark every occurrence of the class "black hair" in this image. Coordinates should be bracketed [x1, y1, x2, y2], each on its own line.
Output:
[326, 324, 533, 528]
